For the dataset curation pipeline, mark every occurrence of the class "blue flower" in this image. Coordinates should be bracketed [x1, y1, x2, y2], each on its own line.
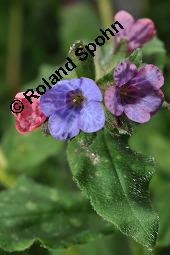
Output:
[40, 78, 105, 140]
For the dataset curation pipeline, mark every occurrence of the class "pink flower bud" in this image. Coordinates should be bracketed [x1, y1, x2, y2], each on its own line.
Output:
[12, 92, 47, 134]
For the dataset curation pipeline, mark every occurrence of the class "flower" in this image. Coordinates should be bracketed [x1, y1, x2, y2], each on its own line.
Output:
[104, 60, 164, 123]
[12, 92, 47, 134]
[114, 10, 156, 51]
[40, 78, 105, 140]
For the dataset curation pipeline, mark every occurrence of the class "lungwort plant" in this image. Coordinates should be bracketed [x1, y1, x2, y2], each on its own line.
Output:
[7, 9, 169, 254]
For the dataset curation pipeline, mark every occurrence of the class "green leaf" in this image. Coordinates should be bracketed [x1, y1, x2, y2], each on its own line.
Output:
[131, 132, 170, 177]
[106, 40, 128, 71]
[1, 126, 63, 175]
[59, 3, 100, 53]
[0, 249, 10, 255]
[96, 42, 140, 89]
[95, 41, 115, 80]
[24, 63, 77, 92]
[104, 109, 133, 138]
[96, 40, 128, 83]
[128, 48, 143, 67]
[142, 37, 166, 69]
[129, 112, 170, 176]
[0, 176, 112, 252]
[68, 41, 95, 80]
[53, 234, 131, 255]
[67, 129, 159, 249]
[97, 72, 113, 89]
[152, 177, 170, 248]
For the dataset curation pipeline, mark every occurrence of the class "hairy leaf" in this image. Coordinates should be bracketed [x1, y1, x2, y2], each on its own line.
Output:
[96, 45, 141, 89]
[68, 41, 95, 80]
[0, 177, 112, 252]
[128, 48, 143, 67]
[1, 127, 63, 174]
[142, 37, 166, 69]
[67, 130, 159, 249]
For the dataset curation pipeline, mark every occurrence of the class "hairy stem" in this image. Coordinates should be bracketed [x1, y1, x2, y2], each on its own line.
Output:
[96, 0, 114, 28]
[163, 101, 170, 111]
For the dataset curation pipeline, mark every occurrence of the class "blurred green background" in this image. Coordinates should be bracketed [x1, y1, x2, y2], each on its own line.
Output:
[0, 0, 170, 254]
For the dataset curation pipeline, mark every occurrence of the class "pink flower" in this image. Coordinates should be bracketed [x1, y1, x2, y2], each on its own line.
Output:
[12, 92, 47, 134]
[114, 10, 156, 51]
[104, 60, 164, 123]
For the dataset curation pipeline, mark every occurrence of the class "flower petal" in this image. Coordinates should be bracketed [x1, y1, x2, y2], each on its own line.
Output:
[79, 77, 102, 102]
[114, 10, 134, 41]
[128, 18, 156, 50]
[104, 86, 124, 116]
[40, 79, 80, 117]
[14, 92, 46, 134]
[40, 88, 67, 117]
[130, 64, 164, 89]
[114, 60, 137, 87]
[48, 111, 80, 140]
[79, 102, 105, 132]
[56, 78, 81, 91]
[124, 104, 150, 123]
[124, 90, 164, 123]
[40, 78, 102, 117]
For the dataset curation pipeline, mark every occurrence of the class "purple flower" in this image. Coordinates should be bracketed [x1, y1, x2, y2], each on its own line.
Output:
[115, 10, 156, 51]
[40, 78, 105, 140]
[104, 60, 164, 123]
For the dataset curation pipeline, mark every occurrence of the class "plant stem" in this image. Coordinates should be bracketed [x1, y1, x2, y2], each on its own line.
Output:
[67, 246, 80, 255]
[96, 0, 116, 55]
[140, 0, 150, 15]
[163, 101, 170, 111]
[96, 0, 114, 28]
[0, 149, 16, 188]
[6, 0, 23, 94]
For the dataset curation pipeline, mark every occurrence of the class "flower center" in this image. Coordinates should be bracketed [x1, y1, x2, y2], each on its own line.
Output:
[66, 89, 84, 109]
[119, 85, 138, 104]
[120, 86, 129, 97]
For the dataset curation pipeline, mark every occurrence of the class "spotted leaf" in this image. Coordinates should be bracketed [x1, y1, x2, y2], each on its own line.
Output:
[67, 129, 159, 249]
[0, 176, 112, 252]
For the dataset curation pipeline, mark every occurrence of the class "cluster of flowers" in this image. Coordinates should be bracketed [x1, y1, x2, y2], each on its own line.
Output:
[12, 11, 164, 140]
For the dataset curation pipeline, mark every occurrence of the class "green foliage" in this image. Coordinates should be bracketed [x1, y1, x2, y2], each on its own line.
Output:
[24, 63, 77, 92]
[97, 48, 142, 90]
[1, 127, 63, 175]
[96, 40, 128, 83]
[59, 3, 100, 53]
[130, 111, 170, 176]
[95, 41, 115, 80]
[153, 178, 170, 248]
[0, 1, 170, 254]
[53, 234, 131, 255]
[0, 176, 113, 253]
[68, 41, 95, 80]
[128, 48, 143, 67]
[142, 37, 166, 69]
[67, 129, 159, 249]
